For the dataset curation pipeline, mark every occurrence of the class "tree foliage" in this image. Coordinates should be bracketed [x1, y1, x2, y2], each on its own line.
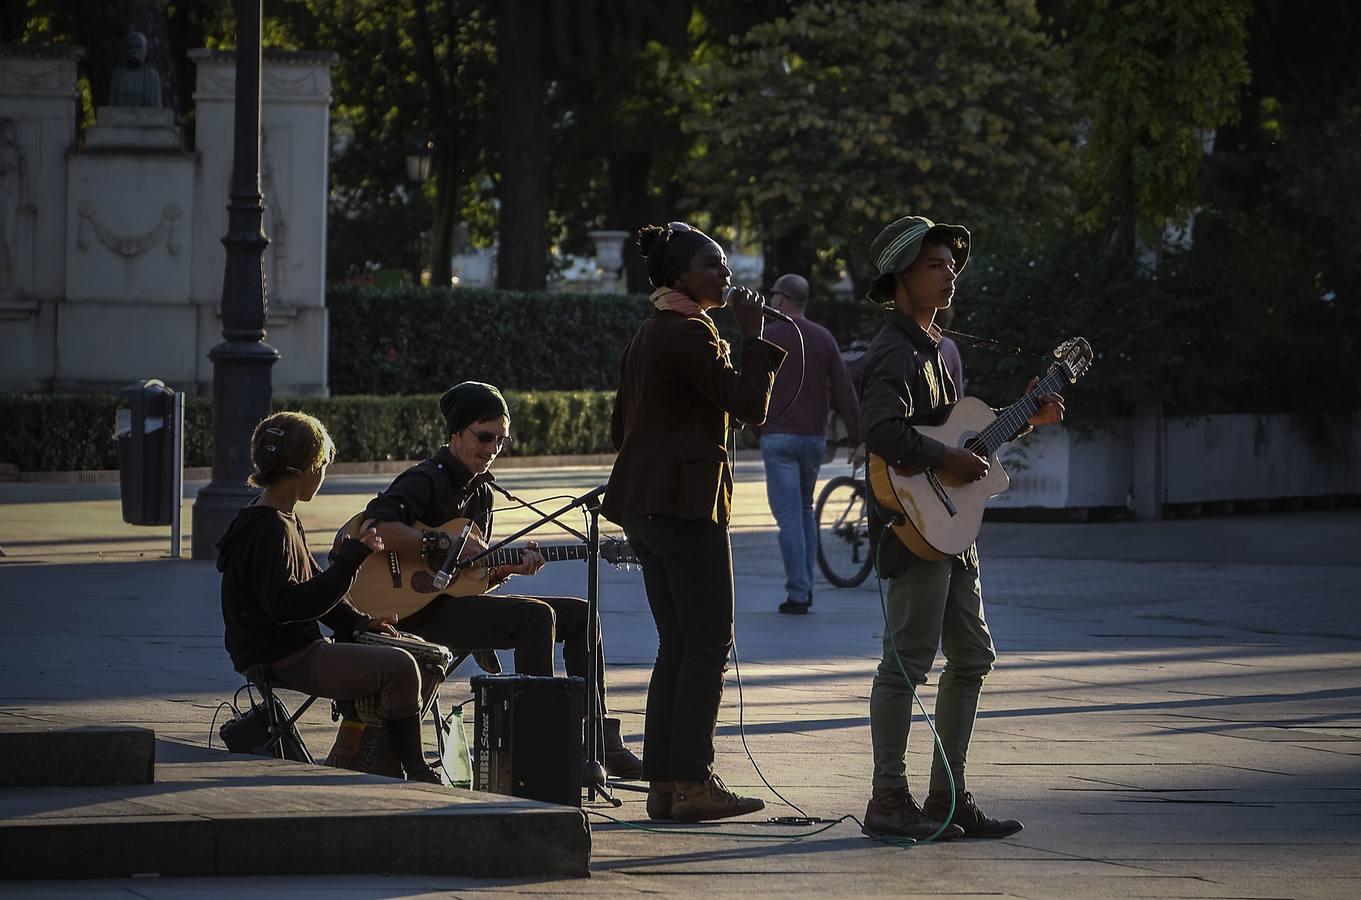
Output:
[262, 0, 497, 283]
[1068, 0, 1252, 249]
[680, 0, 1074, 293]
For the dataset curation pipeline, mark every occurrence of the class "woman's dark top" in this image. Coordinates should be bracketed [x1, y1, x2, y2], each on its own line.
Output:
[217, 504, 373, 673]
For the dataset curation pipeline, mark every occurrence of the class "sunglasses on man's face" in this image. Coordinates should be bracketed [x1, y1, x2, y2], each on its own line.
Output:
[465, 428, 512, 450]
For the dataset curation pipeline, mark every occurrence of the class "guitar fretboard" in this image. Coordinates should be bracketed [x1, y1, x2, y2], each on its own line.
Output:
[478, 544, 589, 568]
[974, 367, 1070, 457]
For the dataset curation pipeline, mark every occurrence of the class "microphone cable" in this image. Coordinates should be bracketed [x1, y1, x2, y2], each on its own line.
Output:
[758, 317, 808, 431]
[593, 423, 954, 845]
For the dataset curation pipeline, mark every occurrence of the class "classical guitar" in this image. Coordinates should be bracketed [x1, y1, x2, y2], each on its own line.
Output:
[334, 513, 638, 620]
[867, 337, 1093, 560]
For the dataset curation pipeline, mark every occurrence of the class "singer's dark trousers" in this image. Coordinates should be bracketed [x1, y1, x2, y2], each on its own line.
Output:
[400, 591, 607, 704]
[624, 514, 735, 783]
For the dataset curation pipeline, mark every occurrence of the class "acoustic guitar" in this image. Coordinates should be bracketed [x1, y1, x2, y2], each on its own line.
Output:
[867, 337, 1093, 560]
[334, 513, 638, 620]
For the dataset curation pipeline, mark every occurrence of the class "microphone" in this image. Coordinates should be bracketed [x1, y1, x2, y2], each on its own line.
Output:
[723, 285, 795, 324]
[431, 519, 476, 591]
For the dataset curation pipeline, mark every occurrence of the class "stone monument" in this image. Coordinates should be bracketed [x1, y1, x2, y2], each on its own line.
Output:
[0, 40, 334, 397]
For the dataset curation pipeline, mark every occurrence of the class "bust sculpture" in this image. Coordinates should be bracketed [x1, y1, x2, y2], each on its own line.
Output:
[108, 31, 162, 108]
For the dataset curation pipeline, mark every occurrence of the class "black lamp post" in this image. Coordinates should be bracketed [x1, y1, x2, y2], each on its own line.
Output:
[191, 0, 279, 559]
[406, 141, 432, 281]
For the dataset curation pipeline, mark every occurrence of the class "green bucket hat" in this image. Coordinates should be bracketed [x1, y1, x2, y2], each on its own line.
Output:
[866, 215, 971, 303]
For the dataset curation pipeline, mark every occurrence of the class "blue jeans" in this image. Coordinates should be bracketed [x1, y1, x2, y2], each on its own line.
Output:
[761, 433, 826, 603]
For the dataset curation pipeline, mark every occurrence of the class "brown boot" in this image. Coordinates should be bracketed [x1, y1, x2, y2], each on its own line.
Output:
[862, 787, 963, 840]
[924, 790, 1024, 838]
[646, 781, 674, 820]
[603, 717, 644, 780]
[670, 774, 765, 822]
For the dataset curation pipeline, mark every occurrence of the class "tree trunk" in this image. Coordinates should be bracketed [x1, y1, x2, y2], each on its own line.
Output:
[763, 224, 814, 292]
[606, 149, 658, 293]
[495, 0, 548, 291]
[427, 150, 458, 286]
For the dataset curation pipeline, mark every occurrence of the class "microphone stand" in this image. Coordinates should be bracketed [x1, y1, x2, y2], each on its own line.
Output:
[458, 483, 623, 807]
[487, 480, 590, 542]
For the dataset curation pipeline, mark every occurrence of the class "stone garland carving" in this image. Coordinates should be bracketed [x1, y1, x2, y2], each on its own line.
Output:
[77, 200, 182, 258]
[199, 66, 325, 97]
[0, 60, 71, 93]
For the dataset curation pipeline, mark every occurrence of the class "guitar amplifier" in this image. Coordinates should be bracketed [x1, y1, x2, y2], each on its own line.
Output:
[471, 674, 584, 807]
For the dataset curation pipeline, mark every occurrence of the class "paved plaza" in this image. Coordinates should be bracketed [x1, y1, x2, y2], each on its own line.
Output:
[1, 460, 1358, 897]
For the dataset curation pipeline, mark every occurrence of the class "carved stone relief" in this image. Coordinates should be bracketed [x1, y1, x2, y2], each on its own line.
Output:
[0, 117, 29, 294]
[77, 200, 182, 258]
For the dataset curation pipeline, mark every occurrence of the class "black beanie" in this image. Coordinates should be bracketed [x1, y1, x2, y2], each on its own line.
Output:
[440, 381, 509, 436]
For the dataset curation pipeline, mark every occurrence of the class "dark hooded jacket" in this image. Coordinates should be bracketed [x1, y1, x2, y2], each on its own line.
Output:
[217, 504, 372, 673]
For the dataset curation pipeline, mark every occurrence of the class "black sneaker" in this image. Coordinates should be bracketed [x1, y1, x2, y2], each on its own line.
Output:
[862, 787, 964, 841]
[923, 790, 1024, 838]
[778, 595, 812, 615]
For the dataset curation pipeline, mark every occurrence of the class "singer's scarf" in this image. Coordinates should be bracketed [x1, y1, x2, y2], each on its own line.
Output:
[651, 287, 706, 318]
[650, 288, 731, 364]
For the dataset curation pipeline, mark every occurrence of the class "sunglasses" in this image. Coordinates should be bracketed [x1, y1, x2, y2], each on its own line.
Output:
[464, 428, 512, 450]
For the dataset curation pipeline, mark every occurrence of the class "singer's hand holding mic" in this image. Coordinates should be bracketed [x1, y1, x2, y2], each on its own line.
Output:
[723, 284, 794, 338]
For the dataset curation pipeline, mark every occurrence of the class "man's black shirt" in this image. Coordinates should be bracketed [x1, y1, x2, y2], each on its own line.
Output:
[363, 447, 496, 535]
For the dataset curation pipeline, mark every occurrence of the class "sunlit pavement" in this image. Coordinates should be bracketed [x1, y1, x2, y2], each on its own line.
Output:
[2, 460, 1358, 897]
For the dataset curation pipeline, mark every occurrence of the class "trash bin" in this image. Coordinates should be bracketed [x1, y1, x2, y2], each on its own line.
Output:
[116, 379, 176, 526]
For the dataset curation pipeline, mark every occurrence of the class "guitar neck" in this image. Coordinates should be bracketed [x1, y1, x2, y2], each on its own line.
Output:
[975, 368, 1068, 456]
[481, 543, 587, 568]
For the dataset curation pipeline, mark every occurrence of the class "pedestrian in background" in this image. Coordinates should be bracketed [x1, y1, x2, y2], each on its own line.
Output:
[761, 273, 861, 615]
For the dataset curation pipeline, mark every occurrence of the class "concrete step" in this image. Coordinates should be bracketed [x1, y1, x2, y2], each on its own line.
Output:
[0, 741, 590, 880]
[0, 723, 154, 786]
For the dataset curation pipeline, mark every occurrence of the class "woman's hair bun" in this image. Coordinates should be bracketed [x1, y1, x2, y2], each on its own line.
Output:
[636, 224, 666, 259]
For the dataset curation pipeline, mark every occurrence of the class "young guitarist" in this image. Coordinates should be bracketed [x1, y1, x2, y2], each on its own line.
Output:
[858, 216, 1064, 840]
[355, 381, 643, 779]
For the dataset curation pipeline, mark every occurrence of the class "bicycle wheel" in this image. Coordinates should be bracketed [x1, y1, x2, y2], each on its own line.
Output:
[816, 475, 875, 588]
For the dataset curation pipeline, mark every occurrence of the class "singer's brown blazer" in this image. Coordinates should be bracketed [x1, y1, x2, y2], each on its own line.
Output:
[602, 309, 786, 526]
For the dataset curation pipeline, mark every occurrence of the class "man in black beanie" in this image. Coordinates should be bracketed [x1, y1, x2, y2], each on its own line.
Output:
[357, 381, 643, 779]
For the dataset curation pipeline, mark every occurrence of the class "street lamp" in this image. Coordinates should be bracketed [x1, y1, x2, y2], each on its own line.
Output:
[406, 142, 432, 183]
[191, 0, 278, 559]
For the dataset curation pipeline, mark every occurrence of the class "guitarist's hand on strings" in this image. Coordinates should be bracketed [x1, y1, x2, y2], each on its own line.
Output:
[940, 445, 990, 483]
[1025, 376, 1066, 427]
[493, 540, 545, 582]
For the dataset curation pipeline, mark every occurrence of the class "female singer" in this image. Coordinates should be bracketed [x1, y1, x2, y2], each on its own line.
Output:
[602, 222, 786, 821]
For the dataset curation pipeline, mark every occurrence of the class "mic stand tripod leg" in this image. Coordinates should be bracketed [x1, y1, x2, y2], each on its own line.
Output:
[581, 496, 621, 807]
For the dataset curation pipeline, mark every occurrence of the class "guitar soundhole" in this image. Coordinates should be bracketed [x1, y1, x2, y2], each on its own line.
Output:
[409, 570, 438, 593]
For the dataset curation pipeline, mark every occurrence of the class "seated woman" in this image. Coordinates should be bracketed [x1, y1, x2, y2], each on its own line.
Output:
[217, 411, 441, 783]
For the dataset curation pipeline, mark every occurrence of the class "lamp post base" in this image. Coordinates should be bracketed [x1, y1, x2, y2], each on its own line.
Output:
[191, 339, 278, 559]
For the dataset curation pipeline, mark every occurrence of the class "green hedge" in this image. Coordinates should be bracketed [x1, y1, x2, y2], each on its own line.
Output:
[1, 391, 615, 472]
[326, 283, 883, 394]
[327, 285, 648, 394]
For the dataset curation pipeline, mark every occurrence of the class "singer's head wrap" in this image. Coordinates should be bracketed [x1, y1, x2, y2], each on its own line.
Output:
[440, 381, 509, 437]
[636, 221, 718, 289]
[866, 215, 970, 304]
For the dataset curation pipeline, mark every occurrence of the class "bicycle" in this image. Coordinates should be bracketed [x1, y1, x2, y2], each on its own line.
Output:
[815, 460, 874, 588]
